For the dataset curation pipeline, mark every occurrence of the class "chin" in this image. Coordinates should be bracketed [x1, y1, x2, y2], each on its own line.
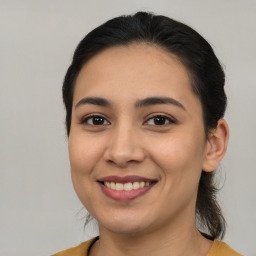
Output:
[98, 213, 151, 235]
[103, 223, 146, 235]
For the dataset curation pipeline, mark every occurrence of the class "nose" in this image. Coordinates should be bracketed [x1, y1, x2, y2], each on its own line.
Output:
[103, 125, 145, 168]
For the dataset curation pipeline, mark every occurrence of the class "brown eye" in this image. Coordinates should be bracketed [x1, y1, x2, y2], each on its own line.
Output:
[92, 116, 105, 125]
[146, 115, 174, 126]
[82, 115, 110, 126]
[154, 116, 166, 125]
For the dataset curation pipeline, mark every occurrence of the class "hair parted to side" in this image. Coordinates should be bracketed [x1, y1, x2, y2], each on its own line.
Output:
[63, 11, 227, 239]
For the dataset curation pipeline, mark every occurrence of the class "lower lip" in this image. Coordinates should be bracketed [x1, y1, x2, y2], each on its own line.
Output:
[99, 183, 155, 201]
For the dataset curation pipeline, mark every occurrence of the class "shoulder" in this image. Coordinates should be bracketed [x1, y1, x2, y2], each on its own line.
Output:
[52, 237, 98, 256]
[207, 240, 243, 256]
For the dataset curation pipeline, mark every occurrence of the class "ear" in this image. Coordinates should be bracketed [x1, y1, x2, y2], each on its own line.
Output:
[202, 119, 229, 172]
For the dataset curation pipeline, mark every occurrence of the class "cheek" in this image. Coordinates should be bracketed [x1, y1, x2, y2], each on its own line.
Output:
[151, 135, 205, 169]
[68, 134, 102, 211]
[148, 132, 206, 194]
[152, 135, 205, 209]
[68, 134, 103, 175]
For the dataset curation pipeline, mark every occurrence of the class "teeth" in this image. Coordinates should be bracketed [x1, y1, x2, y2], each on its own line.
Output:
[110, 182, 116, 189]
[116, 183, 123, 191]
[140, 181, 145, 188]
[133, 182, 140, 189]
[124, 182, 133, 191]
[104, 181, 152, 191]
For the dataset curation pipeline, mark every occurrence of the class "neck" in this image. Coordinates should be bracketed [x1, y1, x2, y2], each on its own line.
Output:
[90, 215, 213, 256]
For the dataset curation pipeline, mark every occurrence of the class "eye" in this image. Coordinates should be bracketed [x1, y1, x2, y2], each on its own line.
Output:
[81, 115, 110, 126]
[145, 115, 175, 126]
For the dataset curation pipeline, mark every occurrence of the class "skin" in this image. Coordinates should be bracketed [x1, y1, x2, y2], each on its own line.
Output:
[68, 43, 229, 256]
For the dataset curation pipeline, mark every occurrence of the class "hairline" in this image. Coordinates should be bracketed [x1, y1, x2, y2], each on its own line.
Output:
[67, 40, 208, 137]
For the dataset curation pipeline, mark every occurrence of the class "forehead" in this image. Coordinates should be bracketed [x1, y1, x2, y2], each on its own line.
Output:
[73, 43, 199, 110]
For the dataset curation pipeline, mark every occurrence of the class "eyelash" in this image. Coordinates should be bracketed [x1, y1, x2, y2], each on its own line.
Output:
[144, 115, 175, 126]
[80, 114, 175, 127]
[81, 114, 110, 126]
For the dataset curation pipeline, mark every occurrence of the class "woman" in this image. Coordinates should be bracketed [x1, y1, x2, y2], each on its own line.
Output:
[53, 12, 241, 256]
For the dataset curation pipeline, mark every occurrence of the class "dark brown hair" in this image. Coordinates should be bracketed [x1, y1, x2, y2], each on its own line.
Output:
[63, 11, 227, 239]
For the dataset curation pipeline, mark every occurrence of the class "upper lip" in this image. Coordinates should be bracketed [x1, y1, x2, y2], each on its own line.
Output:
[98, 175, 157, 183]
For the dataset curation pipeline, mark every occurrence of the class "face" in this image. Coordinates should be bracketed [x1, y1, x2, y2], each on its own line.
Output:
[69, 44, 210, 236]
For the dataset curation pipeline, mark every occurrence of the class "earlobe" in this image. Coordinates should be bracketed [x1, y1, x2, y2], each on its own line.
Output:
[203, 119, 229, 172]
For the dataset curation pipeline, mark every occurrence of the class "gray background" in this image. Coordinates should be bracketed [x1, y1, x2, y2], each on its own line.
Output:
[1, 0, 255, 255]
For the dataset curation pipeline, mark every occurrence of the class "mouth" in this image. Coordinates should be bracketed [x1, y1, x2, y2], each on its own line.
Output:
[97, 176, 158, 201]
[100, 180, 153, 191]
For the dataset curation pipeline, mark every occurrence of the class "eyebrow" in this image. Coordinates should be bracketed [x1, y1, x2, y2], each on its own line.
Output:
[135, 97, 186, 111]
[75, 96, 186, 111]
[75, 97, 111, 109]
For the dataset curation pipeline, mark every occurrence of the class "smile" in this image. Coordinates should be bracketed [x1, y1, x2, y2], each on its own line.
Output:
[104, 181, 151, 191]
[98, 176, 157, 201]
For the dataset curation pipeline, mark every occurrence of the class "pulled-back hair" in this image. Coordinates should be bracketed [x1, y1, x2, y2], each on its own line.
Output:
[63, 11, 227, 239]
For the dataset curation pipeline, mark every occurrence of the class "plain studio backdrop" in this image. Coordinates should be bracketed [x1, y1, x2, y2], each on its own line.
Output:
[0, 1, 255, 255]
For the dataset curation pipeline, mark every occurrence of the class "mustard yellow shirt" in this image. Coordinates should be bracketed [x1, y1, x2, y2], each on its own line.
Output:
[52, 237, 242, 256]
